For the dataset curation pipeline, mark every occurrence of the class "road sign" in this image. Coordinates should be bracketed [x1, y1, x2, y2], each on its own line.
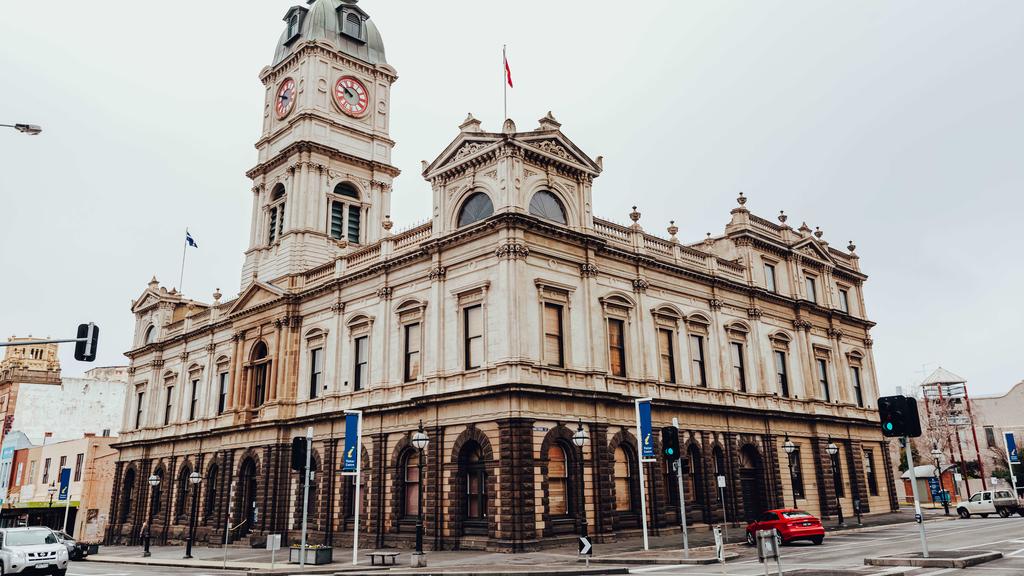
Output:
[58, 467, 71, 501]
[343, 412, 360, 472]
[637, 399, 654, 460]
[717, 474, 727, 488]
[266, 534, 281, 550]
[927, 477, 942, 498]
[578, 536, 592, 555]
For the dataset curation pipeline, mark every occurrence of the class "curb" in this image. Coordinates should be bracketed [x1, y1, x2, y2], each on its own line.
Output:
[383, 569, 629, 576]
[865, 550, 1003, 569]
[579, 552, 740, 565]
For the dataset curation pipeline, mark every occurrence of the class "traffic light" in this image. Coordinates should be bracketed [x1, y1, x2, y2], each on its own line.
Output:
[291, 436, 307, 472]
[74, 323, 99, 362]
[662, 426, 680, 461]
[878, 395, 922, 438]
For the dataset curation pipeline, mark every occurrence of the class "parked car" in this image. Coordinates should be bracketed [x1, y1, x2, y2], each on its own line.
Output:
[956, 489, 1024, 518]
[745, 509, 825, 546]
[0, 527, 70, 576]
[53, 531, 88, 560]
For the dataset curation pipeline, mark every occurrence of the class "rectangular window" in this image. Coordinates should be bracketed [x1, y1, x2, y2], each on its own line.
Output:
[805, 276, 817, 303]
[817, 358, 831, 402]
[608, 318, 626, 377]
[164, 386, 174, 425]
[658, 329, 676, 383]
[404, 323, 421, 382]
[29, 461, 36, 484]
[774, 350, 790, 397]
[59, 455, 67, 470]
[353, 336, 368, 391]
[690, 334, 707, 387]
[851, 366, 864, 407]
[542, 303, 564, 367]
[217, 372, 229, 414]
[268, 206, 278, 243]
[42, 458, 51, 484]
[15, 463, 23, 485]
[839, 289, 850, 313]
[102, 429, 110, 437]
[985, 426, 996, 448]
[73, 453, 84, 482]
[330, 201, 345, 240]
[764, 263, 777, 293]
[790, 448, 805, 499]
[347, 205, 361, 243]
[188, 379, 199, 421]
[865, 449, 879, 496]
[309, 347, 323, 398]
[464, 306, 484, 369]
[730, 342, 746, 392]
[135, 391, 145, 428]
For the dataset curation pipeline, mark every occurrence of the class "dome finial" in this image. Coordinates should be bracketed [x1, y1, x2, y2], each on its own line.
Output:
[814, 226, 824, 239]
[737, 191, 747, 206]
[629, 206, 641, 228]
[847, 240, 856, 252]
[667, 220, 679, 242]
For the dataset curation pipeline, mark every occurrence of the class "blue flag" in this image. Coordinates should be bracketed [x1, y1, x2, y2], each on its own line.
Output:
[343, 412, 360, 473]
[186, 230, 199, 248]
[58, 467, 71, 501]
[637, 399, 655, 460]
[1007, 432, 1020, 465]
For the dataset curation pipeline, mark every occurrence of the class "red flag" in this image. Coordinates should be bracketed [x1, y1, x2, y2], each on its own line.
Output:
[504, 52, 513, 88]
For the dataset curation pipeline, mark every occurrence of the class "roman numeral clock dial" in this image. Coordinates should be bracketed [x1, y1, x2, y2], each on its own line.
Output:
[333, 76, 370, 117]
[275, 78, 296, 119]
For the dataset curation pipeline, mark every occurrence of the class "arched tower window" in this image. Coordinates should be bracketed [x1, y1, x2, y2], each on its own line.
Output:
[143, 325, 156, 345]
[329, 183, 362, 244]
[529, 190, 567, 224]
[249, 341, 270, 408]
[457, 192, 494, 228]
[268, 184, 286, 244]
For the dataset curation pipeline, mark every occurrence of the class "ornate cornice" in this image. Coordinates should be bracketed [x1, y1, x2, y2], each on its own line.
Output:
[377, 286, 394, 299]
[495, 242, 530, 260]
[826, 327, 845, 340]
[428, 266, 447, 281]
[708, 298, 724, 311]
[579, 263, 600, 278]
[632, 278, 650, 293]
[793, 319, 813, 331]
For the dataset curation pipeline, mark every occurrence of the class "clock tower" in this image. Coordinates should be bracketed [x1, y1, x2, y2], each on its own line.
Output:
[241, 0, 399, 289]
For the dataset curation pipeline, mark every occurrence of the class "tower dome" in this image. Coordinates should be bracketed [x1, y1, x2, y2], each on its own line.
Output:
[273, 0, 387, 66]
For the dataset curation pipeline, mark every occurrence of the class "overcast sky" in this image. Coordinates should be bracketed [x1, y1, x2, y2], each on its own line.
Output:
[1, 1, 1021, 395]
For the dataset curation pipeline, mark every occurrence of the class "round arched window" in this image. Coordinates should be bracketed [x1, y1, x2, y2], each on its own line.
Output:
[333, 182, 360, 199]
[528, 190, 567, 224]
[457, 192, 494, 227]
[143, 325, 156, 345]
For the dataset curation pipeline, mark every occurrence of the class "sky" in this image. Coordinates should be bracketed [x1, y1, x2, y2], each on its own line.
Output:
[1, 1, 1021, 395]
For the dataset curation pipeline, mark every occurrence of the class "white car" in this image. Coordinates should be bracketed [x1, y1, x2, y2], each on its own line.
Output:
[0, 527, 69, 576]
[956, 489, 1024, 519]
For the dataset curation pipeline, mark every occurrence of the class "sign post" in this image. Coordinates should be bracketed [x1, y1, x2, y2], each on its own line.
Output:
[1004, 432, 1020, 495]
[717, 474, 728, 543]
[672, 417, 689, 558]
[756, 529, 783, 576]
[634, 398, 654, 551]
[578, 536, 592, 567]
[713, 525, 726, 575]
[58, 467, 72, 534]
[267, 534, 281, 570]
[342, 410, 363, 565]
[903, 437, 929, 558]
[299, 426, 313, 569]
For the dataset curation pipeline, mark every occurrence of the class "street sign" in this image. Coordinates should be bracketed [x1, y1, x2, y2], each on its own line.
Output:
[343, 412, 360, 473]
[756, 529, 779, 562]
[955, 473, 964, 483]
[1006, 433, 1020, 464]
[266, 534, 281, 550]
[58, 467, 71, 501]
[578, 536, 592, 555]
[638, 400, 654, 460]
[927, 477, 942, 498]
[717, 475, 727, 488]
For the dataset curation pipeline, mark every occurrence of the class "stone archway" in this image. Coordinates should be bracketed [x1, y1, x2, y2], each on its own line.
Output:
[237, 457, 258, 537]
[738, 444, 767, 522]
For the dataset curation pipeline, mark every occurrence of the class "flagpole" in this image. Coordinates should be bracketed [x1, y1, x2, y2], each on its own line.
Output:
[179, 228, 188, 294]
[503, 44, 507, 121]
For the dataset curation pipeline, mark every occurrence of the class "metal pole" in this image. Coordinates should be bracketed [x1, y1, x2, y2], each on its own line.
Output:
[719, 485, 728, 544]
[300, 426, 313, 569]
[185, 481, 199, 558]
[0, 338, 86, 347]
[178, 230, 188, 294]
[672, 417, 688, 558]
[416, 447, 424, 554]
[633, 399, 650, 550]
[904, 437, 929, 558]
[144, 488, 155, 557]
[351, 411, 362, 565]
[832, 455, 845, 527]
[502, 45, 507, 120]
[223, 469, 234, 571]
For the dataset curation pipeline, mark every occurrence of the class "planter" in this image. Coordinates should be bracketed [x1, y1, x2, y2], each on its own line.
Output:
[87, 544, 100, 555]
[289, 547, 333, 565]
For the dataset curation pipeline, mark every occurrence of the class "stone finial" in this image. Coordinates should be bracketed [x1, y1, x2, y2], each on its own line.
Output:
[595, 155, 604, 170]
[704, 232, 715, 248]
[737, 192, 747, 206]
[213, 288, 222, 302]
[629, 206, 641, 229]
[667, 220, 679, 242]
[502, 118, 517, 133]
[847, 240, 856, 252]
[538, 111, 561, 130]
[814, 226, 824, 239]
[459, 113, 482, 132]
[148, 276, 159, 288]
[798, 221, 812, 234]
[382, 215, 394, 233]
[421, 160, 429, 172]
[778, 210, 788, 225]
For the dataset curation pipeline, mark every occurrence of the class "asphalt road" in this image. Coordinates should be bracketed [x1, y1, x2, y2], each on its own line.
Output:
[67, 565, 235, 576]
[625, 516, 1024, 575]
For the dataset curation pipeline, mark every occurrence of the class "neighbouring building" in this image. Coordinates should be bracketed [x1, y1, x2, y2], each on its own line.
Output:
[106, 0, 897, 552]
[0, 431, 33, 506]
[0, 339, 128, 446]
[1, 435, 118, 541]
[968, 380, 1023, 495]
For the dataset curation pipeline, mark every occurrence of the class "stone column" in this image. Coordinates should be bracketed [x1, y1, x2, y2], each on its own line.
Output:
[497, 418, 537, 551]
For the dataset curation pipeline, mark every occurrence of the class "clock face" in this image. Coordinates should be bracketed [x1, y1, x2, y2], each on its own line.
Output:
[333, 76, 370, 117]
[275, 78, 296, 119]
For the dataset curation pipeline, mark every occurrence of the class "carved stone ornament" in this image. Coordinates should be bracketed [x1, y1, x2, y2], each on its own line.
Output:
[632, 278, 650, 293]
[535, 140, 571, 160]
[152, 358, 165, 368]
[827, 327, 845, 339]
[708, 298, 724, 311]
[205, 343, 217, 353]
[747, 307, 763, 319]
[454, 142, 487, 160]
[793, 319, 813, 331]
[377, 286, 394, 299]
[579, 262, 600, 278]
[428, 266, 448, 281]
[233, 331, 245, 342]
[330, 302, 345, 313]
[863, 338, 874, 348]
[127, 366, 136, 376]
[495, 242, 530, 260]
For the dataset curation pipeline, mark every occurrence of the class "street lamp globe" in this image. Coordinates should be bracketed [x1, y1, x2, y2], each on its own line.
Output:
[148, 474, 161, 487]
[189, 471, 202, 485]
[572, 419, 589, 448]
[826, 439, 838, 456]
[412, 420, 429, 451]
[783, 434, 796, 455]
[930, 448, 943, 461]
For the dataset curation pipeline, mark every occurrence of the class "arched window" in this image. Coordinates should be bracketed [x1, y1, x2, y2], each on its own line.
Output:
[329, 183, 362, 243]
[529, 190, 567, 224]
[152, 468, 164, 516]
[175, 465, 192, 523]
[687, 444, 704, 504]
[204, 464, 218, 521]
[613, 446, 632, 512]
[548, 444, 570, 516]
[143, 325, 156, 345]
[250, 342, 269, 407]
[402, 450, 420, 519]
[457, 192, 494, 228]
[460, 442, 487, 532]
[120, 469, 136, 523]
[268, 184, 286, 244]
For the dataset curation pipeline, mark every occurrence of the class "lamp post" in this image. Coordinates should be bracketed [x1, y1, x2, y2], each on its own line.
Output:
[47, 484, 57, 507]
[783, 434, 797, 509]
[411, 421, 429, 566]
[0, 123, 42, 135]
[143, 474, 160, 557]
[572, 419, 590, 542]
[825, 437, 845, 527]
[184, 472, 202, 558]
[931, 447, 950, 516]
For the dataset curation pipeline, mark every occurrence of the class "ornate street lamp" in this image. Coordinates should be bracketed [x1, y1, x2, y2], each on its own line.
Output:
[931, 446, 950, 516]
[783, 434, 797, 509]
[572, 419, 590, 542]
[143, 474, 160, 557]
[411, 421, 429, 564]
[184, 471, 202, 558]
[825, 437, 845, 527]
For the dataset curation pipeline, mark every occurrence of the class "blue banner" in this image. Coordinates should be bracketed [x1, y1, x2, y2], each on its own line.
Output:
[637, 400, 655, 460]
[58, 468, 71, 501]
[927, 476, 942, 498]
[1006, 432, 1020, 464]
[343, 412, 360, 472]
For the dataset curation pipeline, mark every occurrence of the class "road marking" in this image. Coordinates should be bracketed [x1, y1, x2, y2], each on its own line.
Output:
[911, 570, 958, 576]
[1007, 546, 1024, 557]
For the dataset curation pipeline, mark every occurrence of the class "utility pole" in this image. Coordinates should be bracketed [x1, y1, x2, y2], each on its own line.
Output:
[300, 426, 313, 569]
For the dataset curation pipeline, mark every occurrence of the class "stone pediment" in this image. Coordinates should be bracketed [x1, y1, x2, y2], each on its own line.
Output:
[423, 135, 502, 179]
[791, 238, 836, 266]
[517, 133, 601, 174]
[131, 290, 165, 314]
[227, 280, 286, 315]
[423, 127, 601, 181]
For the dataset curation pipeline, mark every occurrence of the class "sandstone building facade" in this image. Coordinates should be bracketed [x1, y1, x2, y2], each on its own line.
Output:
[106, 0, 898, 551]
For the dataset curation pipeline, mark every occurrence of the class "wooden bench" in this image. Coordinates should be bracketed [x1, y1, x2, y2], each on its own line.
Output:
[369, 551, 400, 566]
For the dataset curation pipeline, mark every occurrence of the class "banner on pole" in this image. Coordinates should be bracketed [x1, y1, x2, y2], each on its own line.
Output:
[58, 467, 71, 501]
[637, 399, 654, 460]
[343, 412, 360, 473]
[1006, 432, 1020, 464]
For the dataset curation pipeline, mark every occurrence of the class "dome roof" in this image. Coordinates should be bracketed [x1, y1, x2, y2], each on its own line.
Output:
[272, 0, 387, 67]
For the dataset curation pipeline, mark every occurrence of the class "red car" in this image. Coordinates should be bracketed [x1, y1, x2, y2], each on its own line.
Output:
[745, 509, 825, 546]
